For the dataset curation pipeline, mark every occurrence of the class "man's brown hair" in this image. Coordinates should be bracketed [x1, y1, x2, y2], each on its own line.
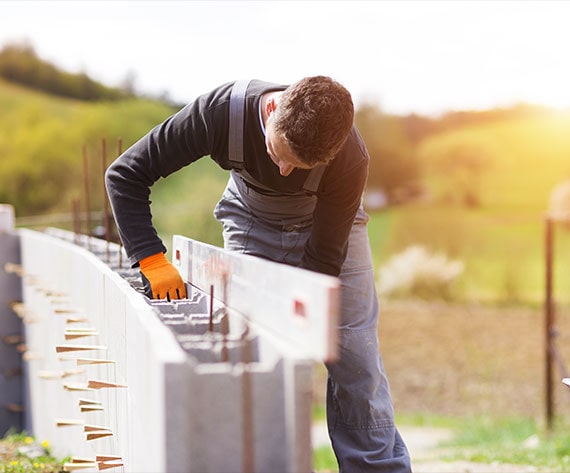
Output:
[273, 76, 354, 166]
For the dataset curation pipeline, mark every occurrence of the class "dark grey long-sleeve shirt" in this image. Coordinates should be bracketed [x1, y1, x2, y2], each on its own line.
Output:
[105, 80, 369, 276]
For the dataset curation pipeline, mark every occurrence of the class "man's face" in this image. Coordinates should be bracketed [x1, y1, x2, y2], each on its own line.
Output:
[265, 121, 313, 177]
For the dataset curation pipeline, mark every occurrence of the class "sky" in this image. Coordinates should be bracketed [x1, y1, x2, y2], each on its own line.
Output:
[1, 0, 570, 116]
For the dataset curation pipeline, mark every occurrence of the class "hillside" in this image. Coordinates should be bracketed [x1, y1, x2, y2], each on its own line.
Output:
[0, 78, 177, 217]
[416, 109, 570, 211]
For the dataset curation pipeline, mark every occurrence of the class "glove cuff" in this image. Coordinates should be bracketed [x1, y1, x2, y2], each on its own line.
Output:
[139, 252, 168, 271]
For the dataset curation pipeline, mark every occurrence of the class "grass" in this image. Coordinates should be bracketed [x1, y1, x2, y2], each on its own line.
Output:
[150, 157, 227, 253]
[0, 431, 65, 473]
[369, 204, 570, 305]
[313, 412, 570, 472]
[441, 415, 570, 472]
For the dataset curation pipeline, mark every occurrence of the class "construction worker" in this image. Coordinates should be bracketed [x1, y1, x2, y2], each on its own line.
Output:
[105, 76, 411, 472]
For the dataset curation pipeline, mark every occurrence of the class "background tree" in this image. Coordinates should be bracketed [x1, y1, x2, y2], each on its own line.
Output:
[355, 104, 420, 203]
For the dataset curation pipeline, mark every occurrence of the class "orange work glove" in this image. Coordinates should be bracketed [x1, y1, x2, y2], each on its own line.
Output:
[139, 252, 187, 301]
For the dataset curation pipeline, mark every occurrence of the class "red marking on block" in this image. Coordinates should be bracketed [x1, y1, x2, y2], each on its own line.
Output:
[294, 299, 306, 319]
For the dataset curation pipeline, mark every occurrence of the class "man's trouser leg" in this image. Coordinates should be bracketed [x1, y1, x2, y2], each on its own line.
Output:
[214, 181, 411, 473]
[324, 209, 410, 472]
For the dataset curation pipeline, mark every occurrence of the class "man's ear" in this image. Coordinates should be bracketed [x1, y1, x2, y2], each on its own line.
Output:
[266, 96, 277, 117]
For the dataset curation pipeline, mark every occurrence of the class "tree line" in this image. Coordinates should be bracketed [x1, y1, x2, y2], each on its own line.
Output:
[0, 42, 133, 102]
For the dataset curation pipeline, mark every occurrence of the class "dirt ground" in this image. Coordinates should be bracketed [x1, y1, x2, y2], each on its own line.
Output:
[313, 300, 570, 472]
[380, 300, 570, 420]
[314, 300, 570, 419]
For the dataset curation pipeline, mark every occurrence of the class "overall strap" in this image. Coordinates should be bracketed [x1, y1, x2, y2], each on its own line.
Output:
[303, 164, 326, 195]
[228, 79, 251, 169]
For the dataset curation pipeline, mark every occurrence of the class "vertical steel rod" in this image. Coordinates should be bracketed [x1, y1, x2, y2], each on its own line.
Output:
[82, 145, 91, 248]
[72, 199, 80, 245]
[221, 273, 229, 362]
[241, 323, 254, 473]
[545, 216, 554, 431]
[102, 138, 110, 263]
[209, 285, 214, 332]
[117, 138, 123, 268]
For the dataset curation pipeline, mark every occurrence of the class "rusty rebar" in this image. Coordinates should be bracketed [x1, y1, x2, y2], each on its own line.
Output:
[209, 285, 214, 332]
[72, 199, 80, 246]
[545, 216, 554, 431]
[117, 138, 123, 268]
[241, 322, 254, 473]
[102, 138, 110, 263]
[82, 145, 91, 248]
[221, 273, 230, 363]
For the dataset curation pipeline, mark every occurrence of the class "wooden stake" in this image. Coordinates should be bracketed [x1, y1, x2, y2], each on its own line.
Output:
[63, 462, 97, 471]
[87, 379, 127, 389]
[84, 424, 111, 432]
[80, 405, 104, 413]
[39, 370, 62, 380]
[86, 431, 113, 441]
[56, 418, 84, 427]
[96, 455, 121, 462]
[62, 368, 86, 378]
[77, 358, 115, 366]
[78, 398, 102, 406]
[66, 317, 90, 324]
[4, 262, 24, 276]
[9, 301, 27, 317]
[65, 330, 99, 340]
[63, 383, 94, 392]
[71, 457, 96, 464]
[98, 461, 124, 471]
[5, 404, 24, 413]
[56, 345, 107, 353]
[3, 334, 24, 345]
[22, 351, 43, 361]
[54, 308, 83, 314]
[78, 399, 103, 411]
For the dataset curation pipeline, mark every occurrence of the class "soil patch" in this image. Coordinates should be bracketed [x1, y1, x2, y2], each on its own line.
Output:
[380, 300, 570, 419]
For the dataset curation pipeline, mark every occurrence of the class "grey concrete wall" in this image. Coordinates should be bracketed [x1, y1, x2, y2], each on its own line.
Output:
[0, 204, 23, 436]
[13, 228, 331, 472]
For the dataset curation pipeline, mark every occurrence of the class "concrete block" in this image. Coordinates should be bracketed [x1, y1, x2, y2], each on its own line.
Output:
[172, 234, 340, 361]
[16, 228, 334, 472]
[0, 226, 23, 436]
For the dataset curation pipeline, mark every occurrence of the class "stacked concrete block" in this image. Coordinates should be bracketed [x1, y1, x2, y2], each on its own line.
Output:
[0, 204, 23, 436]
[14, 227, 338, 472]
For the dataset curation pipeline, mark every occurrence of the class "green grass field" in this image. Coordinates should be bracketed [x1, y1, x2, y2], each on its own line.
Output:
[368, 204, 570, 304]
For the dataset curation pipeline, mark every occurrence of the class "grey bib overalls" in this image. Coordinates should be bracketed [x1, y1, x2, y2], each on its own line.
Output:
[213, 81, 411, 473]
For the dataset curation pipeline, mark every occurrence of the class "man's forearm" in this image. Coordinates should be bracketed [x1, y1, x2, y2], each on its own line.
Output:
[105, 159, 166, 267]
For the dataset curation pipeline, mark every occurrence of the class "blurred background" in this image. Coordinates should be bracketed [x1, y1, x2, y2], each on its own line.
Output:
[2, 0, 570, 468]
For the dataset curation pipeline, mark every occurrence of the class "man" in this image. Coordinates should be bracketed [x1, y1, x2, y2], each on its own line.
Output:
[105, 76, 411, 472]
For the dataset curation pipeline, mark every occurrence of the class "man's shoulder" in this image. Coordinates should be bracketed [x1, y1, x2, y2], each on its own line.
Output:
[193, 80, 286, 110]
[335, 126, 370, 167]
[245, 79, 288, 98]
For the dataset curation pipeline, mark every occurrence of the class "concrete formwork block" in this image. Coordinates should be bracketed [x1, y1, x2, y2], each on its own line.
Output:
[283, 357, 314, 471]
[184, 357, 305, 473]
[186, 364, 249, 473]
[17, 229, 328, 473]
[0, 214, 23, 435]
[172, 234, 340, 362]
[125, 293, 189, 472]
